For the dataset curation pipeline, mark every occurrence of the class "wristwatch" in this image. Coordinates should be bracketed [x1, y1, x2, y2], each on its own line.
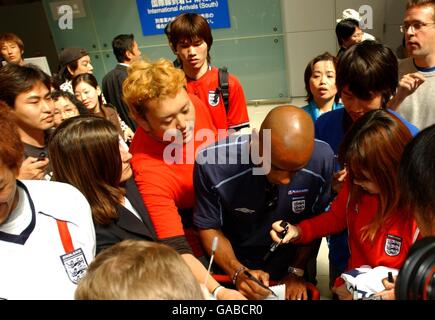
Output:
[288, 266, 304, 277]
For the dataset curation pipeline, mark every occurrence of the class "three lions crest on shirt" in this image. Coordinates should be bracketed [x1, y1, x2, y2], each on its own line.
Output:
[385, 234, 402, 257]
[60, 248, 89, 284]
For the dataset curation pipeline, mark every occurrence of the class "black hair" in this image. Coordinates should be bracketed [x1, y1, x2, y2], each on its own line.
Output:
[112, 34, 135, 63]
[398, 124, 435, 228]
[336, 18, 360, 46]
[304, 52, 339, 103]
[0, 63, 51, 107]
[51, 90, 90, 115]
[167, 13, 213, 64]
[72, 73, 103, 107]
[336, 40, 398, 108]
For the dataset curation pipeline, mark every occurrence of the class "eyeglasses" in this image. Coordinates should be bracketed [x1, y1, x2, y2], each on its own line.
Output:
[400, 22, 435, 33]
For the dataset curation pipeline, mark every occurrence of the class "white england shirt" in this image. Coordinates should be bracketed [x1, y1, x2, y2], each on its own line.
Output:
[0, 180, 95, 300]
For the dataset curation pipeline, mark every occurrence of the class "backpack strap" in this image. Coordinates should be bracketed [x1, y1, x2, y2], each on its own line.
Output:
[218, 67, 229, 114]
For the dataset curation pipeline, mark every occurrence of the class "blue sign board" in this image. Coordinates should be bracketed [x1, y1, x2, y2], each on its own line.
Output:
[136, 0, 231, 36]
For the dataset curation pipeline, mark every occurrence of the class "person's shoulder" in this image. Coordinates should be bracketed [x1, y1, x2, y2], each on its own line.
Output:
[215, 66, 243, 88]
[21, 180, 90, 221]
[313, 139, 334, 156]
[301, 141, 334, 181]
[316, 108, 344, 127]
[305, 140, 334, 170]
[197, 134, 249, 159]
[196, 134, 251, 178]
[387, 109, 420, 136]
[22, 179, 82, 195]
[104, 64, 127, 80]
[114, 64, 128, 76]
[301, 103, 311, 111]
[103, 66, 116, 78]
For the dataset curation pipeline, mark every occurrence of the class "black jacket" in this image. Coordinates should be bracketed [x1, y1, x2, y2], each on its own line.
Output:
[102, 64, 136, 130]
[95, 177, 157, 254]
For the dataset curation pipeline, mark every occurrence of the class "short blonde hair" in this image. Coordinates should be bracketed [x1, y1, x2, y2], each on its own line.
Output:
[75, 240, 204, 300]
[122, 58, 186, 122]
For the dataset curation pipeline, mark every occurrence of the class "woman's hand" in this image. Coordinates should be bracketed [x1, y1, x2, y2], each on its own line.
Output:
[270, 220, 301, 244]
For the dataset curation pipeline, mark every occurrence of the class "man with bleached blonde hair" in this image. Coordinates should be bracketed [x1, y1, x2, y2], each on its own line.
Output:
[123, 58, 244, 300]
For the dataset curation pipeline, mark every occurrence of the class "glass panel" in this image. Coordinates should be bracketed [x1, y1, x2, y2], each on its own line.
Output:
[43, 0, 287, 100]
[212, 36, 288, 100]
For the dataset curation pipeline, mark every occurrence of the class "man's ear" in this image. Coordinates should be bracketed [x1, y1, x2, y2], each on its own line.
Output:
[66, 65, 74, 76]
[125, 50, 133, 62]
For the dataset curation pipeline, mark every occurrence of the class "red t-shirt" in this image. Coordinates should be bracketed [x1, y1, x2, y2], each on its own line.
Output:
[129, 94, 218, 249]
[297, 180, 419, 271]
[186, 67, 250, 131]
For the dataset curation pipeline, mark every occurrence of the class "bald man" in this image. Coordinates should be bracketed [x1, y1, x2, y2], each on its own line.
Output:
[193, 106, 334, 300]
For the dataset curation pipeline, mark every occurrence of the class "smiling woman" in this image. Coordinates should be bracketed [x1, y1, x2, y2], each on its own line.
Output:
[72, 73, 123, 136]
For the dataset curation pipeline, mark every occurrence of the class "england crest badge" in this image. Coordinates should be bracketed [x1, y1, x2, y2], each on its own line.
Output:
[208, 90, 220, 107]
[60, 248, 89, 284]
[384, 234, 402, 257]
[292, 199, 306, 214]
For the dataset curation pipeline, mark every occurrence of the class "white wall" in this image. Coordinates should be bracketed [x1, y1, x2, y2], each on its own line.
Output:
[281, 0, 405, 98]
[281, 0, 337, 98]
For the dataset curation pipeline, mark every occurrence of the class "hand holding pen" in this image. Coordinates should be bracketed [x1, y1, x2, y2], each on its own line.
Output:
[263, 221, 289, 261]
[244, 270, 278, 298]
[235, 268, 272, 300]
[376, 271, 397, 300]
[270, 220, 301, 244]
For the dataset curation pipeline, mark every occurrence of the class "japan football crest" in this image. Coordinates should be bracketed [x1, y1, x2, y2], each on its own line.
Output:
[60, 248, 89, 284]
[385, 234, 402, 257]
[208, 90, 220, 107]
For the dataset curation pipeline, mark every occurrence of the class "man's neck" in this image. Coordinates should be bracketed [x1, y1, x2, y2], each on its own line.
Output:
[18, 127, 46, 148]
[413, 54, 435, 69]
[184, 61, 209, 80]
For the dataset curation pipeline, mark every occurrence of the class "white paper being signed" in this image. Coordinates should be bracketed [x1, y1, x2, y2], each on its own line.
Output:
[264, 284, 286, 300]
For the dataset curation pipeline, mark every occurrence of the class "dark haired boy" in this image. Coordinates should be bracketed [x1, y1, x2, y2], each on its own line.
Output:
[167, 13, 249, 131]
[0, 32, 25, 66]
